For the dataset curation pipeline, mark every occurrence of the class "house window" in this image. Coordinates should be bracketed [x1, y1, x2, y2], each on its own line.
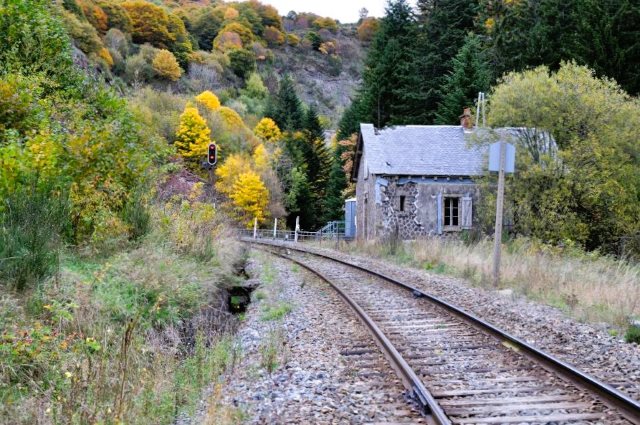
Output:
[399, 195, 406, 212]
[444, 196, 460, 227]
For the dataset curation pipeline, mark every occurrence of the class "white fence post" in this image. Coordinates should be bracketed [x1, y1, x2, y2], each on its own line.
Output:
[294, 216, 300, 242]
[273, 218, 278, 239]
[253, 217, 258, 239]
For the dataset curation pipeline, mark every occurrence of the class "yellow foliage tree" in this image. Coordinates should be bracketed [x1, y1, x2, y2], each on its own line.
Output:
[215, 154, 252, 196]
[175, 106, 211, 164]
[152, 49, 182, 81]
[230, 171, 269, 227]
[254, 117, 282, 143]
[217, 106, 245, 130]
[195, 90, 221, 111]
[223, 6, 239, 20]
[252, 143, 269, 171]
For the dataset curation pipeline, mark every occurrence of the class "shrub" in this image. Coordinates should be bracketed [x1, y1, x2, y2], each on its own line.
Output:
[306, 31, 322, 51]
[61, 9, 103, 54]
[286, 33, 300, 47]
[230, 171, 269, 227]
[0, 186, 68, 291]
[98, 1, 133, 33]
[243, 72, 268, 98]
[218, 22, 254, 46]
[312, 17, 338, 33]
[227, 48, 256, 78]
[152, 49, 182, 81]
[104, 28, 130, 58]
[124, 53, 155, 83]
[174, 106, 211, 168]
[357, 17, 379, 42]
[121, 189, 151, 241]
[195, 90, 221, 111]
[0, 0, 74, 77]
[213, 31, 243, 52]
[264, 26, 285, 45]
[254, 117, 282, 143]
[625, 325, 640, 344]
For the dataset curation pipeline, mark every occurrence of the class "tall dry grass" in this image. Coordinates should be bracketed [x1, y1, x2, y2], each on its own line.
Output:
[342, 237, 640, 328]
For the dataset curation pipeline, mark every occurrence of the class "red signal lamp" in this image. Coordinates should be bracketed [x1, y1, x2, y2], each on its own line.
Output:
[207, 143, 217, 165]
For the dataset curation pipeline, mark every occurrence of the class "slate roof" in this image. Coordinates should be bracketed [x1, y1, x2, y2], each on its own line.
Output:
[355, 123, 489, 178]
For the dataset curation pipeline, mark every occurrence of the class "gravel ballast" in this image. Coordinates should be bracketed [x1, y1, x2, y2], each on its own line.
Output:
[273, 241, 640, 403]
[206, 251, 426, 424]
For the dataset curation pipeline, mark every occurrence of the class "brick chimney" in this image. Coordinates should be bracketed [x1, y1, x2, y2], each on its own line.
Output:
[459, 107, 473, 131]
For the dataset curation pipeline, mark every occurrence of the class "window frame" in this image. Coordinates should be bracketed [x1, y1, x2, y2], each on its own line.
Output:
[443, 195, 462, 231]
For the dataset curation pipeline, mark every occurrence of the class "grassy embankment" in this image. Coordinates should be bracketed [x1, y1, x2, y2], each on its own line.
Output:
[335, 237, 640, 339]
[0, 194, 246, 424]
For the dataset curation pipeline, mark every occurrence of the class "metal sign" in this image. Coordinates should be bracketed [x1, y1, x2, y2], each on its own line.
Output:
[489, 141, 515, 173]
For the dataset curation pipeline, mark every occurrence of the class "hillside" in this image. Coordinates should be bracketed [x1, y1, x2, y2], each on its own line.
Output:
[62, 0, 366, 129]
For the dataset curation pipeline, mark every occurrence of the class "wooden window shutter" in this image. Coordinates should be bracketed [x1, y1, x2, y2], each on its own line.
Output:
[461, 196, 473, 229]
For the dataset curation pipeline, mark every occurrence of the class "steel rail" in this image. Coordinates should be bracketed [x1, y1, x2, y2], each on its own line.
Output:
[259, 247, 451, 425]
[245, 238, 640, 424]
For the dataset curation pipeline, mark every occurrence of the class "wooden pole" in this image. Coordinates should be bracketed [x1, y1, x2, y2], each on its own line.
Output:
[294, 216, 299, 243]
[253, 217, 258, 239]
[273, 218, 278, 239]
[492, 140, 506, 287]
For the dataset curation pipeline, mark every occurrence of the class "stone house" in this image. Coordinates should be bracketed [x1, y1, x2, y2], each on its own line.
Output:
[352, 113, 491, 240]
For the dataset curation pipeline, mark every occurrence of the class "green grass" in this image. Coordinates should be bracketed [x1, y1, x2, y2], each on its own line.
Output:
[260, 302, 292, 321]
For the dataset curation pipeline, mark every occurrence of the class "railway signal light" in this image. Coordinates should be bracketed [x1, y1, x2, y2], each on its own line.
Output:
[207, 143, 217, 165]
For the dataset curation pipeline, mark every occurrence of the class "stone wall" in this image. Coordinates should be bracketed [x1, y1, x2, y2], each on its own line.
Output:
[373, 176, 480, 240]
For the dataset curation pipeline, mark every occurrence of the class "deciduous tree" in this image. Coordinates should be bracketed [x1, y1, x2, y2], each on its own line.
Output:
[152, 49, 182, 81]
[174, 106, 211, 166]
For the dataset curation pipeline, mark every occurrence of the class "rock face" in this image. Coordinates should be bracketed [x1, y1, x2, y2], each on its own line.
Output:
[266, 26, 365, 127]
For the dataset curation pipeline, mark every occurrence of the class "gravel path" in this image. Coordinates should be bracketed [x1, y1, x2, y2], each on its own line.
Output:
[253, 240, 640, 404]
[206, 251, 426, 424]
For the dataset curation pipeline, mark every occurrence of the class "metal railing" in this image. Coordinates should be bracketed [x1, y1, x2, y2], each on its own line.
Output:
[237, 224, 352, 243]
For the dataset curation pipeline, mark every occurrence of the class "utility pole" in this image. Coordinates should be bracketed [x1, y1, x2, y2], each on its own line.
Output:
[253, 217, 258, 239]
[492, 140, 506, 287]
[273, 218, 278, 239]
[294, 216, 300, 242]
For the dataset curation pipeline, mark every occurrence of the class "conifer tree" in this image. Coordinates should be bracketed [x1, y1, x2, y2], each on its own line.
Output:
[266, 75, 304, 131]
[435, 34, 491, 124]
[303, 104, 324, 142]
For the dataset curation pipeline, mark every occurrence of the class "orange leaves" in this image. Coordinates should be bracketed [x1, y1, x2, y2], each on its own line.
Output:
[357, 17, 379, 42]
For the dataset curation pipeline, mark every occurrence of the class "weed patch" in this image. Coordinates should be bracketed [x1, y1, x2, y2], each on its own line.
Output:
[261, 302, 292, 321]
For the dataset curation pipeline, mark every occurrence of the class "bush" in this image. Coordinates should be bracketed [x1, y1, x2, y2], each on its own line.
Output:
[61, 10, 103, 54]
[0, 186, 68, 291]
[625, 325, 640, 344]
[228, 48, 256, 79]
[306, 31, 322, 51]
[152, 49, 182, 81]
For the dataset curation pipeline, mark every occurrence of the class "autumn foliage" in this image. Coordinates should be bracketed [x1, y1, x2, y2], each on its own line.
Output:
[195, 90, 221, 111]
[152, 49, 182, 81]
[174, 106, 211, 165]
[254, 117, 282, 143]
[230, 171, 269, 227]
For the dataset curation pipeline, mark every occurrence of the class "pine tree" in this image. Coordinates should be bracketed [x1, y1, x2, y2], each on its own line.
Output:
[303, 104, 324, 142]
[435, 34, 491, 124]
[399, 0, 480, 124]
[356, 0, 417, 128]
[266, 75, 304, 131]
[324, 146, 348, 221]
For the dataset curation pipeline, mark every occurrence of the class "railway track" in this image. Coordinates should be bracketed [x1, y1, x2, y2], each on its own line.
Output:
[243, 238, 640, 425]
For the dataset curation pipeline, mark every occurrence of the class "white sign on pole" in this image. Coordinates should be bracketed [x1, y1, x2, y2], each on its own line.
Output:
[489, 142, 516, 173]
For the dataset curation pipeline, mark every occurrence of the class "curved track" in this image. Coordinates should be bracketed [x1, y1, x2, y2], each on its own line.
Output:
[244, 238, 640, 425]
